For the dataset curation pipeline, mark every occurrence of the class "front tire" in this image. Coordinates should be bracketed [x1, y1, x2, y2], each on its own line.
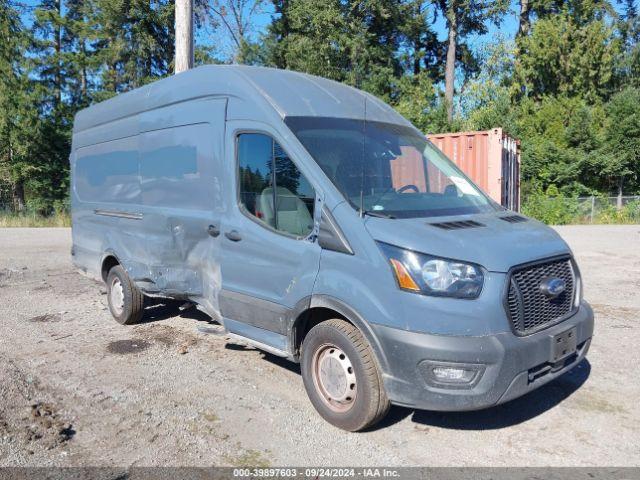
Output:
[106, 265, 144, 325]
[301, 319, 390, 431]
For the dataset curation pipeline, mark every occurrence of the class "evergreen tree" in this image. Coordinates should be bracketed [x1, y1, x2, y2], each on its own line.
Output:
[515, 10, 620, 102]
[63, 0, 100, 107]
[264, 0, 403, 98]
[595, 87, 640, 198]
[0, 0, 35, 210]
[93, 0, 175, 96]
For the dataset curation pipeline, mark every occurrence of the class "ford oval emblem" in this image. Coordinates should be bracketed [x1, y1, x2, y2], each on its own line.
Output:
[539, 277, 566, 298]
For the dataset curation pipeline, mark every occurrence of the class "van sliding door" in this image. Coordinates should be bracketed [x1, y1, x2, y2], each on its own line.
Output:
[138, 98, 227, 319]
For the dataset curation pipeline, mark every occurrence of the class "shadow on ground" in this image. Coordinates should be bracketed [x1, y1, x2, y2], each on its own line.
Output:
[138, 299, 215, 324]
[257, 349, 591, 432]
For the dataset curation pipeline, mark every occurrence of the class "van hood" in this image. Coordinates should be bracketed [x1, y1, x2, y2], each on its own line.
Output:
[364, 212, 570, 273]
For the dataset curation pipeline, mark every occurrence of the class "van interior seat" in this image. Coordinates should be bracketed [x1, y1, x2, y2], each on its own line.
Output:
[257, 186, 313, 236]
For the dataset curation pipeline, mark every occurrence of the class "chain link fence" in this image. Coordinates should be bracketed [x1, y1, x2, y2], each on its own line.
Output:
[575, 196, 640, 223]
[522, 194, 640, 224]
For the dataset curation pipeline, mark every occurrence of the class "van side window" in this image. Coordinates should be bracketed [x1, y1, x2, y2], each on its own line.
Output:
[238, 133, 315, 237]
[75, 136, 140, 204]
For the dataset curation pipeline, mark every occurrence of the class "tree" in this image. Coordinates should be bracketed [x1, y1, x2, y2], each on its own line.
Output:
[94, 0, 175, 95]
[434, 0, 510, 121]
[32, 0, 65, 117]
[617, 0, 640, 88]
[209, 0, 267, 62]
[397, 1, 443, 81]
[63, 0, 100, 106]
[390, 71, 443, 132]
[263, 0, 403, 98]
[517, 0, 530, 38]
[461, 39, 518, 132]
[596, 88, 640, 200]
[0, 0, 34, 211]
[28, 0, 74, 212]
[515, 11, 620, 102]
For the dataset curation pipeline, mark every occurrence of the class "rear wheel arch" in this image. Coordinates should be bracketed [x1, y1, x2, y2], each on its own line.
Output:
[100, 254, 121, 283]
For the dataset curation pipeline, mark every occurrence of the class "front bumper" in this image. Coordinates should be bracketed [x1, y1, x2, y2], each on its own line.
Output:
[373, 301, 594, 411]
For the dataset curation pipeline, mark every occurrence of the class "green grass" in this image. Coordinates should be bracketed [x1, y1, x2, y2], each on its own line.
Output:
[0, 211, 71, 227]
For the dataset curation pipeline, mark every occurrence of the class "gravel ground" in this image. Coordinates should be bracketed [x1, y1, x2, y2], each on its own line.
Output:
[0, 225, 638, 467]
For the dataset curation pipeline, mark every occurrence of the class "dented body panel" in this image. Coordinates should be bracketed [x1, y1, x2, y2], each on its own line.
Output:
[72, 65, 593, 412]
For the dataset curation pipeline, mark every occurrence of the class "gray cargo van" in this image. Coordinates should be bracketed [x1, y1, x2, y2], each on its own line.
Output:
[71, 65, 593, 431]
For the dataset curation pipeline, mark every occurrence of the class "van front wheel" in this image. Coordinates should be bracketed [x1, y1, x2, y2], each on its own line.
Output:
[106, 265, 144, 325]
[301, 319, 390, 431]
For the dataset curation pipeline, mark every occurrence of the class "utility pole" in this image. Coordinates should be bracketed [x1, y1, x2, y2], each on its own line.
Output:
[175, 0, 194, 74]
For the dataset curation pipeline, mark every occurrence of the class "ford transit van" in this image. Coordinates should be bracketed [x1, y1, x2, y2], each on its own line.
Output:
[71, 65, 593, 431]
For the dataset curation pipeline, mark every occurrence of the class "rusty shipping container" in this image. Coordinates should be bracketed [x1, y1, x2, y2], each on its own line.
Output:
[427, 128, 521, 211]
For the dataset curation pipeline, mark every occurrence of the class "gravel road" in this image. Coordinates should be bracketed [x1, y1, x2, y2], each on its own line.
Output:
[0, 225, 639, 466]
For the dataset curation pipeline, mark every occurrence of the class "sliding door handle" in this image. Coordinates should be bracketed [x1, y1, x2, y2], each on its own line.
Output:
[207, 224, 220, 237]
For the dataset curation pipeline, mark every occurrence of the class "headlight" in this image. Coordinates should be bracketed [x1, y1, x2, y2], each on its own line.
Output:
[378, 242, 484, 299]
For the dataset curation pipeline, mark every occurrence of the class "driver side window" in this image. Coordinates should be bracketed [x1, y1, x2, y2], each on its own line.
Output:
[237, 133, 315, 237]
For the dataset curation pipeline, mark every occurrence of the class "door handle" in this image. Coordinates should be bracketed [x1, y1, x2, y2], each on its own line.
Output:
[207, 224, 220, 237]
[225, 230, 242, 242]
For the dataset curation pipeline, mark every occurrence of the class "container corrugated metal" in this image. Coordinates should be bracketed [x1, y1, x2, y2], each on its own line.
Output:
[427, 128, 521, 211]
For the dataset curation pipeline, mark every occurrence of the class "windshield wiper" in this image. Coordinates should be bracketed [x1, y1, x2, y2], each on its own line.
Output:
[359, 209, 396, 219]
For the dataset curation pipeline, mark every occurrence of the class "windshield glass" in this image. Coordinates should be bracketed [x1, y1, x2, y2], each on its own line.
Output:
[285, 116, 499, 218]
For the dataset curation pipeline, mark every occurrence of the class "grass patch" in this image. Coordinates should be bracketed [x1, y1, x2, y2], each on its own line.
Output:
[224, 449, 272, 468]
[0, 211, 71, 227]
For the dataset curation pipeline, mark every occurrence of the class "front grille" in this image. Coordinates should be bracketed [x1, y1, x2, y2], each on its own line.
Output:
[506, 257, 577, 335]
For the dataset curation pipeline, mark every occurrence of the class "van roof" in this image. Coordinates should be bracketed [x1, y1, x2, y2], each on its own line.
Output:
[73, 65, 411, 134]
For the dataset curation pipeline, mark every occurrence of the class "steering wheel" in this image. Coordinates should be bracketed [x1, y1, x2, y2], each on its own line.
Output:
[397, 184, 420, 194]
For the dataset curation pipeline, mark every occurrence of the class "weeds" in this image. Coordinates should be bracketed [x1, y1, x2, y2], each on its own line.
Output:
[0, 211, 71, 227]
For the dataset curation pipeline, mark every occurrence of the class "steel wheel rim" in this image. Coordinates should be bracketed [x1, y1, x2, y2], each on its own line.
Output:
[311, 343, 357, 413]
[109, 277, 125, 316]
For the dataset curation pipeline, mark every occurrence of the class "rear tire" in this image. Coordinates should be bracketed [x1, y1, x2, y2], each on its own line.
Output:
[106, 265, 144, 325]
[301, 319, 390, 431]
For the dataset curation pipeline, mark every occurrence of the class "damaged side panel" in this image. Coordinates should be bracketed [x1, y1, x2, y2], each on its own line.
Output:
[72, 97, 228, 322]
[137, 98, 227, 320]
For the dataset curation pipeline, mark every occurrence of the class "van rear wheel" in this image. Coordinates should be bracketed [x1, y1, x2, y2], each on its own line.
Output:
[301, 319, 390, 431]
[106, 265, 144, 325]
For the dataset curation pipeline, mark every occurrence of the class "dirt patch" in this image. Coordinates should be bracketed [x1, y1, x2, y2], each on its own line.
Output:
[0, 414, 9, 436]
[134, 323, 200, 354]
[0, 358, 76, 458]
[573, 391, 629, 415]
[106, 339, 151, 355]
[0, 267, 27, 287]
[25, 402, 75, 450]
[135, 324, 179, 347]
[28, 313, 62, 323]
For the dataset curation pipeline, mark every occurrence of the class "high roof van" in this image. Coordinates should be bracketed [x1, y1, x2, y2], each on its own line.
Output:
[71, 65, 593, 431]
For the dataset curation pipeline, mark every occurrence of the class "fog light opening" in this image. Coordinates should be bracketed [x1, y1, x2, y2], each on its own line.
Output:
[419, 361, 485, 389]
[431, 366, 477, 383]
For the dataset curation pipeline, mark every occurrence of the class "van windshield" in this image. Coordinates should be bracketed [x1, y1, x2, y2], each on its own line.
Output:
[285, 116, 499, 218]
